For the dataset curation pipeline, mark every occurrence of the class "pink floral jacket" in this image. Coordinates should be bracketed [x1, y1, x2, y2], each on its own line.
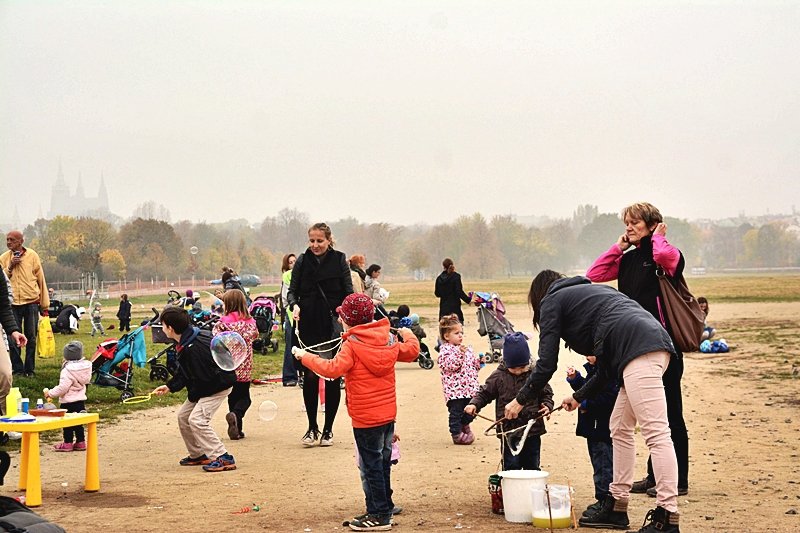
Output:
[437, 343, 481, 401]
[213, 312, 258, 382]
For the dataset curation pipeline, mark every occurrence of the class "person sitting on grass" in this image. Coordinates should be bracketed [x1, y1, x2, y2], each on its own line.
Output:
[43, 340, 92, 452]
[294, 293, 420, 531]
[152, 306, 237, 472]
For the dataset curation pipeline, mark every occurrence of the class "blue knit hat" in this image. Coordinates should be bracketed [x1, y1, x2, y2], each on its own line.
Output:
[503, 332, 531, 368]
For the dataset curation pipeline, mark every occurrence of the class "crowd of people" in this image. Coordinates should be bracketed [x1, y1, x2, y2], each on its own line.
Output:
[0, 202, 714, 532]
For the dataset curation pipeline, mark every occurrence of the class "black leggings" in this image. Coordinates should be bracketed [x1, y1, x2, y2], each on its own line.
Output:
[646, 354, 689, 488]
[227, 381, 252, 433]
[302, 372, 341, 433]
[61, 400, 86, 443]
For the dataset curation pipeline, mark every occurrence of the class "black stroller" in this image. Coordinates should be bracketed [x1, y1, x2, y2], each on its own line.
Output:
[474, 292, 515, 364]
[147, 313, 217, 382]
[249, 295, 279, 355]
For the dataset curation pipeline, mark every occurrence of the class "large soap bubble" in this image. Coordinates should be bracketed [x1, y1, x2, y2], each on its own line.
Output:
[258, 400, 278, 421]
[210, 331, 248, 371]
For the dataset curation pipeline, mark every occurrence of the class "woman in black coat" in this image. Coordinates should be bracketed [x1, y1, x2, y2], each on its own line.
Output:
[505, 271, 681, 533]
[434, 258, 471, 321]
[287, 223, 353, 448]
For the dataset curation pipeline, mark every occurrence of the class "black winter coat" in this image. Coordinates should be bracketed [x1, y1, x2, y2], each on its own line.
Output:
[434, 271, 470, 321]
[516, 276, 674, 406]
[287, 248, 353, 349]
[167, 328, 236, 402]
[470, 363, 554, 439]
[566, 362, 618, 442]
[0, 274, 19, 335]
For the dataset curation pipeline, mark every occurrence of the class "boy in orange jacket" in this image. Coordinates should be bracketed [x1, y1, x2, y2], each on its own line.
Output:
[294, 293, 419, 532]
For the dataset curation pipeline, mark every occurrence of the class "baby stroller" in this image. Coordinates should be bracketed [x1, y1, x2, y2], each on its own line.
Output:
[147, 311, 217, 382]
[396, 316, 434, 369]
[91, 308, 159, 401]
[474, 292, 515, 364]
[249, 295, 279, 355]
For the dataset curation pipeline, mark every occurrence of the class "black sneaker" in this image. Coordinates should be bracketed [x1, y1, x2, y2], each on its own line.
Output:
[630, 506, 680, 532]
[319, 430, 334, 447]
[630, 477, 656, 494]
[301, 429, 320, 447]
[348, 513, 392, 531]
[582, 500, 602, 518]
[579, 495, 630, 530]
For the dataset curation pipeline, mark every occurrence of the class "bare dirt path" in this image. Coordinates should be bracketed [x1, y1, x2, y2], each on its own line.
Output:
[8, 302, 800, 532]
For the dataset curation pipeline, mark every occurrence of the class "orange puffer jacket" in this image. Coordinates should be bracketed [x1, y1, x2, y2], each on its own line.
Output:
[302, 318, 419, 428]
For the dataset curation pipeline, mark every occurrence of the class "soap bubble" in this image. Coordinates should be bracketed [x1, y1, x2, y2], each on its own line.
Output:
[258, 400, 278, 422]
[210, 331, 248, 371]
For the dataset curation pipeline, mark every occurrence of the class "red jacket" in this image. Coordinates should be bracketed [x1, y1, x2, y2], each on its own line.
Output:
[302, 318, 419, 428]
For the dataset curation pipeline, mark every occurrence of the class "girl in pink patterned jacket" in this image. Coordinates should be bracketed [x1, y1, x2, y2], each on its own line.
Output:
[213, 290, 258, 441]
[437, 314, 480, 444]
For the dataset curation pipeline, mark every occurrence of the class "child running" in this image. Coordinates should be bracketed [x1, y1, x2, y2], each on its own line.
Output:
[437, 313, 479, 445]
[566, 355, 619, 517]
[465, 332, 553, 469]
[152, 306, 237, 472]
[90, 303, 105, 336]
[44, 340, 92, 451]
[294, 293, 419, 531]
[213, 289, 258, 440]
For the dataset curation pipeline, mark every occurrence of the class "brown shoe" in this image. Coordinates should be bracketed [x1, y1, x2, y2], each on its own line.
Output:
[630, 477, 656, 493]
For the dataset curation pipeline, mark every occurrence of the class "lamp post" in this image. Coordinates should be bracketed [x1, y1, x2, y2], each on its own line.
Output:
[190, 246, 198, 287]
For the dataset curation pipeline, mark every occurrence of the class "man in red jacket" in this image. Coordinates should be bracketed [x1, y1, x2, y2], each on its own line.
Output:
[295, 293, 419, 532]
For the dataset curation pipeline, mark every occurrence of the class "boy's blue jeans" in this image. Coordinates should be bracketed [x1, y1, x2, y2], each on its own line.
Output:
[354, 422, 394, 517]
[587, 439, 613, 501]
[502, 434, 541, 470]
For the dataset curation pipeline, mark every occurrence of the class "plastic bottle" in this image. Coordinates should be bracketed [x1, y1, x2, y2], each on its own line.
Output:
[5, 387, 21, 417]
[20, 398, 29, 414]
[36, 398, 44, 410]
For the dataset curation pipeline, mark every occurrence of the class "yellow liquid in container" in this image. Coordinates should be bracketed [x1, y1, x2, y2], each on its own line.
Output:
[532, 516, 572, 529]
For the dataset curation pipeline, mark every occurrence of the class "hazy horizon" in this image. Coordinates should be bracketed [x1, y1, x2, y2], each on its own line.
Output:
[2, 1, 799, 227]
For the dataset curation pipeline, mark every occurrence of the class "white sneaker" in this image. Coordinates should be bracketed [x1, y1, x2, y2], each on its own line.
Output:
[7, 432, 21, 440]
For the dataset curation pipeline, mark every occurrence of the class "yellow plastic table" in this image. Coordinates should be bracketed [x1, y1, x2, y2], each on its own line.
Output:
[0, 412, 99, 507]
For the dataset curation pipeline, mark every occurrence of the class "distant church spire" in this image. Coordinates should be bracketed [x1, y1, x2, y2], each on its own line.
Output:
[98, 172, 109, 210]
[11, 206, 21, 229]
[75, 172, 85, 200]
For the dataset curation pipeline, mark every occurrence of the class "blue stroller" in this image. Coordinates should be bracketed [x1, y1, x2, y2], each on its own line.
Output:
[91, 309, 159, 401]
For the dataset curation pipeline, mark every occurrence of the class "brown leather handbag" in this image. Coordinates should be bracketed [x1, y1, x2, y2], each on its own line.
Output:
[656, 267, 705, 352]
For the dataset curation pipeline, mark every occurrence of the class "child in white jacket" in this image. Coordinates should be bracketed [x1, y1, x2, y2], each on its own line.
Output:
[44, 341, 92, 451]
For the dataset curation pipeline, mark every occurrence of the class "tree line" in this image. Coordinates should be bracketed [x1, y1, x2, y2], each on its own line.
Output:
[21, 205, 800, 284]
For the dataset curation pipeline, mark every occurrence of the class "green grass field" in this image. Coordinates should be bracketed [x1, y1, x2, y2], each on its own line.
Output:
[19, 272, 797, 439]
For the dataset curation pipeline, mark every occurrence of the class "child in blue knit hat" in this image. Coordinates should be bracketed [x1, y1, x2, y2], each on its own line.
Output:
[465, 332, 554, 470]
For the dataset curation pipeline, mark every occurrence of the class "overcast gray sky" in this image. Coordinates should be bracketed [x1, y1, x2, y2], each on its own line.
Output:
[2, 1, 799, 227]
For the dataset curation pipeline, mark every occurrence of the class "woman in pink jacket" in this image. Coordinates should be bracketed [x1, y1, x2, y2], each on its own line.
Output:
[44, 340, 92, 451]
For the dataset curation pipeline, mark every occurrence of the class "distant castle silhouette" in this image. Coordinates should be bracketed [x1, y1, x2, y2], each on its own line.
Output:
[49, 163, 110, 218]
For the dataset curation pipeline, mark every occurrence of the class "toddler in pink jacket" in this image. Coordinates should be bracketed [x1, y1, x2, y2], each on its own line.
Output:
[44, 341, 92, 451]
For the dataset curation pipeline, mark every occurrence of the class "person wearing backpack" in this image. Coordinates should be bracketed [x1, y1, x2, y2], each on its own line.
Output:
[152, 306, 237, 472]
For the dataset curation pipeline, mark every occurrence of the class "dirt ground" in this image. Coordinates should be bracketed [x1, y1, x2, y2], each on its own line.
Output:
[8, 302, 800, 532]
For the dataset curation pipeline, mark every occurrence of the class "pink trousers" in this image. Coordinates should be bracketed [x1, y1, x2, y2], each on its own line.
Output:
[609, 351, 679, 513]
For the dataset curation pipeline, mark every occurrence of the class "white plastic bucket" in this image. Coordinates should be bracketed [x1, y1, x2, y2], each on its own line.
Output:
[498, 470, 549, 522]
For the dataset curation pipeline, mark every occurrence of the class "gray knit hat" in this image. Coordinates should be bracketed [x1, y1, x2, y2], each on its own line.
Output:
[63, 341, 84, 361]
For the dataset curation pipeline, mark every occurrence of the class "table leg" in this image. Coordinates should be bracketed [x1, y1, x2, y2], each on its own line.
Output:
[26, 433, 42, 507]
[85, 422, 99, 492]
[18, 432, 30, 490]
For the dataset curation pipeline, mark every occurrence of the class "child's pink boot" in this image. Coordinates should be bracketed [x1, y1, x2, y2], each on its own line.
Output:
[73, 441, 87, 451]
[53, 442, 73, 452]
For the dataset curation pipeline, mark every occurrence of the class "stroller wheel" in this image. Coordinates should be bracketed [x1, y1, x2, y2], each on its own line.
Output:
[150, 366, 169, 382]
[492, 351, 502, 363]
[120, 390, 134, 402]
[418, 354, 434, 370]
[481, 353, 493, 364]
